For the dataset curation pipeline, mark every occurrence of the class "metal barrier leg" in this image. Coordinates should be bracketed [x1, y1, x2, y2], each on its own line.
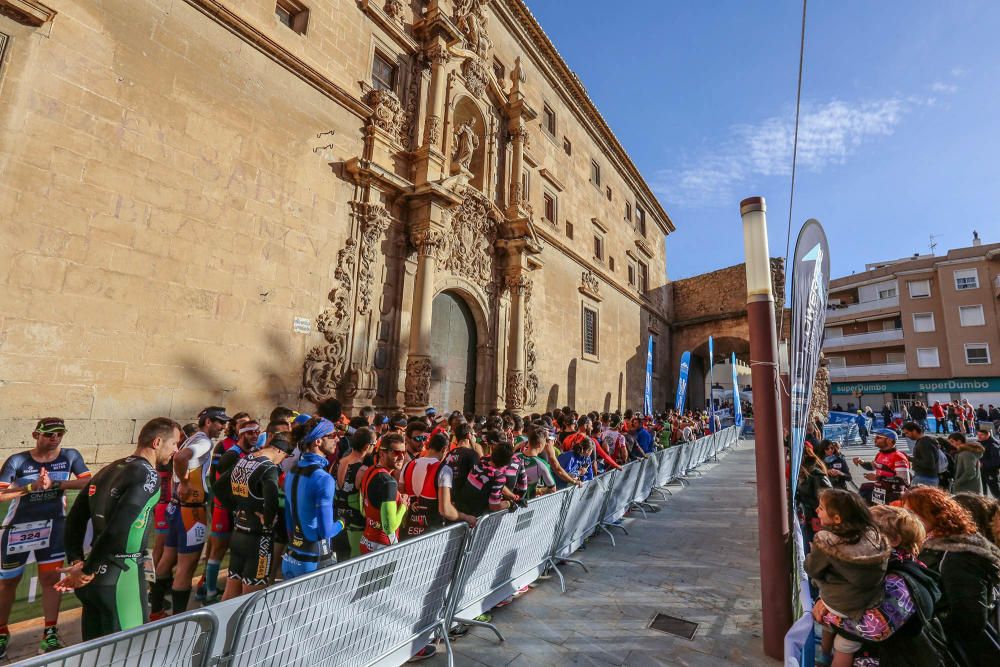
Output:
[453, 615, 505, 642]
[598, 523, 619, 545]
[439, 619, 455, 667]
[543, 556, 584, 594]
[650, 486, 670, 498]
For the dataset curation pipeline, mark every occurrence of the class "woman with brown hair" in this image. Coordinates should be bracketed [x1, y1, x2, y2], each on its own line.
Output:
[903, 486, 1000, 664]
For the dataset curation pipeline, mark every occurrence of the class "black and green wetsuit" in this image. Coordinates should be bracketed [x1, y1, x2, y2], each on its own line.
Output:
[65, 456, 160, 640]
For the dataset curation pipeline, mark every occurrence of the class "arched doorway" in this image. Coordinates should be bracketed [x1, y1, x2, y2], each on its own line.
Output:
[429, 291, 477, 413]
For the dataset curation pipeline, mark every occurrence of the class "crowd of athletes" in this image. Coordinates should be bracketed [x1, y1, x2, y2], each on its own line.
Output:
[0, 400, 723, 660]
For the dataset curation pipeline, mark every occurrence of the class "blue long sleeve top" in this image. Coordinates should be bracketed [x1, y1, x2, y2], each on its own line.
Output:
[283, 452, 342, 553]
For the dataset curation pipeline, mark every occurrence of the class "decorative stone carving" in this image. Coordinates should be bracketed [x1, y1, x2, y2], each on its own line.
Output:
[504, 273, 530, 296]
[454, 0, 492, 59]
[509, 122, 529, 149]
[505, 370, 525, 411]
[426, 44, 450, 67]
[409, 228, 447, 257]
[427, 115, 442, 146]
[461, 57, 490, 98]
[510, 56, 524, 97]
[383, 0, 404, 24]
[399, 55, 426, 149]
[443, 190, 500, 284]
[580, 270, 600, 296]
[302, 239, 357, 402]
[354, 202, 392, 315]
[363, 88, 404, 141]
[452, 118, 479, 170]
[522, 277, 539, 408]
[404, 356, 433, 407]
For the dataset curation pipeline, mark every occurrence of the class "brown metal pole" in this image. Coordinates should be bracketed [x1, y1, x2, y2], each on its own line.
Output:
[740, 196, 793, 659]
[748, 296, 793, 658]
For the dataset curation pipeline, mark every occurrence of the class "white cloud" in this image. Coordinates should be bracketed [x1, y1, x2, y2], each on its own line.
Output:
[930, 81, 958, 94]
[653, 98, 911, 208]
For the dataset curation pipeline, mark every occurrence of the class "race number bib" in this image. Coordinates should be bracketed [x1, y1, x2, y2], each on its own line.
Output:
[871, 485, 887, 506]
[6, 520, 52, 554]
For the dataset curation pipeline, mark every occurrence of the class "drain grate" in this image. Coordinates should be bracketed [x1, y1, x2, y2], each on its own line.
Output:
[648, 613, 698, 640]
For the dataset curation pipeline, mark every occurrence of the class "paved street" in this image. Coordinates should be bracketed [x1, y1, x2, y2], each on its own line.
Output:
[430, 441, 776, 667]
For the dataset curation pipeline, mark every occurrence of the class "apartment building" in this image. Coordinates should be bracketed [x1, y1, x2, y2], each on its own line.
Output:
[825, 240, 1000, 411]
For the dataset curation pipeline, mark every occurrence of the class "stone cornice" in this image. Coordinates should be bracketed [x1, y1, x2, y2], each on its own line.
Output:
[494, 0, 675, 236]
[180, 0, 370, 119]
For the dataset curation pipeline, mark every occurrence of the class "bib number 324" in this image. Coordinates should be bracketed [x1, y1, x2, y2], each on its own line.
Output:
[6, 520, 53, 554]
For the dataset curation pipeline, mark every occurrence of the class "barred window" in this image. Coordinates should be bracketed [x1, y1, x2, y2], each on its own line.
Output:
[583, 307, 598, 356]
[372, 51, 397, 93]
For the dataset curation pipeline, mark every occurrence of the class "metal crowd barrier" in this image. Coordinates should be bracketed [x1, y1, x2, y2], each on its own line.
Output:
[14, 610, 217, 667]
[17, 428, 740, 667]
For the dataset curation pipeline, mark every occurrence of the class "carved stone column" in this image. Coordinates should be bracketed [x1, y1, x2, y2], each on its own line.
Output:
[423, 43, 450, 153]
[507, 121, 527, 216]
[504, 274, 529, 411]
[404, 227, 445, 412]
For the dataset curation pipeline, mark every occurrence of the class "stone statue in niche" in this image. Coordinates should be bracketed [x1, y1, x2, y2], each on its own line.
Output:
[510, 56, 524, 97]
[455, 0, 492, 59]
[452, 118, 479, 171]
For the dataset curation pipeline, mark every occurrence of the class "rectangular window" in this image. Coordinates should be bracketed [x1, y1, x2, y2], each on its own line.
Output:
[625, 202, 632, 222]
[543, 103, 556, 135]
[521, 169, 530, 200]
[492, 57, 504, 82]
[886, 352, 906, 364]
[563, 137, 572, 155]
[965, 343, 991, 365]
[954, 268, 979, 290]
[605, 186, 612, 201]
[593, 234, 604, 261]
[276, 0, 309, 33]
[582, 307, 598, 357]
[590, 160, 601, 187]
[959, 304, 985, 327]
[636, 205, 646, 236]
[609, 257, 615, 272]
[912, 312, 935, 333]
[827, 356, 846, 369]
[565, 221, 574, 239]
[637, 260, 649, 293]
[371, 51, 397, 93]
[542, 192, 556, 224]
[627, 263, 636, 286]
[878, 286, 897, 299]
[907, 279, 931, 298]
[916, 348, 940, 368]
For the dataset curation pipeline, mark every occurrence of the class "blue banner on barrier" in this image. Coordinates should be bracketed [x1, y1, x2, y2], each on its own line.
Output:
[644, 335, 653, 415]
[675, 351, 691, 413]
[731, 352, 743, 427]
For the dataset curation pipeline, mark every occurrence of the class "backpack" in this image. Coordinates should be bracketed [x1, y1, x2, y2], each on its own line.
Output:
[935, 445, 951, 475]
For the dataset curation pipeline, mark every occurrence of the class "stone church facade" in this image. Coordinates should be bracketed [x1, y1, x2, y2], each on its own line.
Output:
[0, 0, 673, 464]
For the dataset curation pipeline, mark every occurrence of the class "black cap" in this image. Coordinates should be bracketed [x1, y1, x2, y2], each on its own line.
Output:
[34, 418, 67, 434]
[198, 407, 231, 422]
[269, 433, 295, 455]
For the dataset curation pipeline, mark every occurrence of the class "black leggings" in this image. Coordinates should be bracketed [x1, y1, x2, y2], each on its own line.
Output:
[75, 558, 148, 641]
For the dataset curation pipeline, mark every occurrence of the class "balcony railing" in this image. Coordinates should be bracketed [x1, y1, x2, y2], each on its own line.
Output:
[827, 295, 899, 318]
[829, 362, 907, 379]
[823, 328, 904, 349]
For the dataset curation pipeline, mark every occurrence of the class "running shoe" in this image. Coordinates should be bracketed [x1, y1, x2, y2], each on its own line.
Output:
[39, 627, 64, 654]
[194, 581, 207, 602]
[494, 595, 515, 608]
[0, 633, 8, 661]
[513, 585, 531, 597]
[149, 611, 170, 622]
[407, 645, 437, 662]
[473, 613, 493, 623]
[202, 591, 222, 605]
[448, 623, 470, 639]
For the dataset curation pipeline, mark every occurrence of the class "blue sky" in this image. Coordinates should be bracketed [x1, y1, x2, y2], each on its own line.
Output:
[526, 1, 1000, 280]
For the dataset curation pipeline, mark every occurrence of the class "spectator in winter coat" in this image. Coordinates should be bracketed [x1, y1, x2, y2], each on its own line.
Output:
[818, 439, 853, 490]
[948, 432, 983, 494]
[904, 487, 1000, 664]
[901, 422, 940, 488]
[975, 424, 1000, 499]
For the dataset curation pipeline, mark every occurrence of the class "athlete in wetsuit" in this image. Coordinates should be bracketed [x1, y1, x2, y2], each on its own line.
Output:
[359, 434, 407, 554]
[282, 418, 344, 578]
[59, 418, 182, 640]
[213, 435, 292, 599]
[0, 417, 91, 656]
[336, 427, 375, 558]
[151, 407, 229, 618]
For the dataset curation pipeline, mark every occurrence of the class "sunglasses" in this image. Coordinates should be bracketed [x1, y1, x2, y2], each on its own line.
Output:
[412, 434, 428, 442]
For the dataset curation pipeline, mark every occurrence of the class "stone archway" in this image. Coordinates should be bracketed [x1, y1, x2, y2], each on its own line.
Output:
[429, 290, 479, 414]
